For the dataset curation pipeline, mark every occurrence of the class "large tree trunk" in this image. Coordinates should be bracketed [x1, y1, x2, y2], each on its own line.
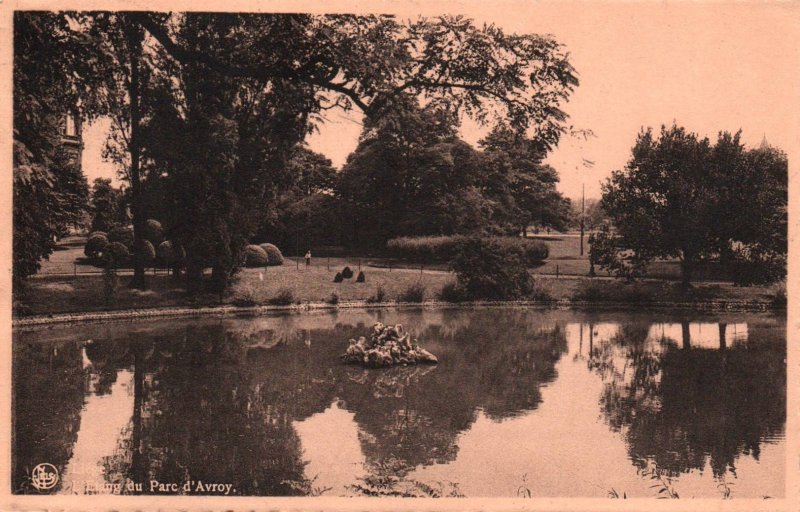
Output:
[126, 22, 147, 290]
[130, 346, 145, 485]
[681, 322, 691, 350]
[211, 264, 229, 303]
[186, 261, 204, 295]
[680, 255, 695, 289]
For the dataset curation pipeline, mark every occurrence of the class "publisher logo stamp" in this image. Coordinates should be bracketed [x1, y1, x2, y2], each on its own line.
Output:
[31, 463, 59, 491]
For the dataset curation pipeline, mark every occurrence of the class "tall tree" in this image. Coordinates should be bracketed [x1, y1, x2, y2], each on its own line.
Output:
[338, 96, 491, 246]
[89, 178, 126, 232]
[257, 145, 340, 252]
[81, 13, 154, 288]
[141, 13, 314, 293]
[13, 12, 96, 287]
[597, 125, 787, 286]
[479, 124, 572, 234]
[36, 12, 579, 292]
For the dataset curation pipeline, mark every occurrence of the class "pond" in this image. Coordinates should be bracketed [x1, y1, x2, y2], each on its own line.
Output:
[12, 307, 785, 498]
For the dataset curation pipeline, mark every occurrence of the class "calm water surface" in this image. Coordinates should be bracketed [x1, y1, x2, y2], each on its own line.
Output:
[13, 308, 785, 498]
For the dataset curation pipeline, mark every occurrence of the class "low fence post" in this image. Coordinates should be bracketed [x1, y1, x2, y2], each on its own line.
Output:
[556, 264, 559, 279]
[74, 263, 77, 277]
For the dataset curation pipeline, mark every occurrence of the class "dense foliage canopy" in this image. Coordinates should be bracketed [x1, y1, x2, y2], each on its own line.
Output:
[594, 125, 787, 285]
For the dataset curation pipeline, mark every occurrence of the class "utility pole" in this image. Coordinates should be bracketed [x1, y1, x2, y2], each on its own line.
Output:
[580, 183, 585, 256]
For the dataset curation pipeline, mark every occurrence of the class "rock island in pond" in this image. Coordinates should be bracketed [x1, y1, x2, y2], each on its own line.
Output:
[341, 322, 438, 368]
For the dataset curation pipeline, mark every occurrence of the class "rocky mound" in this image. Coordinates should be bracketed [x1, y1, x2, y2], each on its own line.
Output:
[341, 322, 438, 368]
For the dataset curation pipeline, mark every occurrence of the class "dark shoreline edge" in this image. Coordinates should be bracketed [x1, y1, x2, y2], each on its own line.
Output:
[12, 298, 782, 330]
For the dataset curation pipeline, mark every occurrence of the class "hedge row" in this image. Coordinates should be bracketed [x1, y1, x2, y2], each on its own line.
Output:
[387, 235, 549, 265]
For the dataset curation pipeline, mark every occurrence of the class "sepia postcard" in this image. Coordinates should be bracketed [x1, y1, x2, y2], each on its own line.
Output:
[1, 1, 798, 511]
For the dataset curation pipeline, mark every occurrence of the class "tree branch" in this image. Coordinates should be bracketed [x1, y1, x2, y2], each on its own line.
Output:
[133, 13, 371, 113]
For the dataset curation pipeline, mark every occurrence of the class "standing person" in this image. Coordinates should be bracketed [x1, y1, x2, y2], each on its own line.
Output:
[305, 250, 312, 266]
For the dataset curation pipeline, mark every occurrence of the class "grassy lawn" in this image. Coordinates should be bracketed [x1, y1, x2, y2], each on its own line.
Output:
[39, 235, 95, 274]
[18, 234, 781, 316]
[232, 264, 453, 304]
[43, 233, 729, 282]
[17, 261, 455, 316]
[528, 233, 733, 281]
[17, 264, 782, 316]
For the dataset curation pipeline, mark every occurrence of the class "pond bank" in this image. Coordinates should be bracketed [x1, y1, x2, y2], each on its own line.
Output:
[13, 297, 781, 328]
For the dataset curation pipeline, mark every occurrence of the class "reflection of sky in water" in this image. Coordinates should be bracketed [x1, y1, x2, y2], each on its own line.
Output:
[294, 401, 366, 496]
[648, 322, 747, 349]
[59, 370, 134, 494]
[564, 322, 748, 354]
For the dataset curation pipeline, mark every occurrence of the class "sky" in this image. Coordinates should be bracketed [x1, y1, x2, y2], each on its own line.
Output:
[81, 2, 800, 200]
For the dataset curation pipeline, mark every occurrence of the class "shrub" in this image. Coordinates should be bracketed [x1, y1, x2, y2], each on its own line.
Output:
[388, 235, 548, 265]
[259, 243, 285, 266]
[342, 266, 354, 279]
[327, 291, 340, 305]
[144, 219, 164, 244]
[244, 244, 269, 267]
[450, 236, 535, 300]
[366, 285, 387, 304]
[438, 282, 467, 302]
[356, 271, 365, 282]
[399, 283, 426, 303]
[232, 284, 258, 307]
[572, 281, 607, 302]
[157, 240, 186, 265]
[528, 280, 553, 301]
[333, 272, 343, 283]
[770, 281, 787, 309]
[731, 253, 786, 286]
[84, 233, 109, 259]
[105, 241, 130, 266]
[589, 226, 647, 281]
[107, 225, 134, 248]
[268, 288, 295, 306]
[134, 239, 156, 266]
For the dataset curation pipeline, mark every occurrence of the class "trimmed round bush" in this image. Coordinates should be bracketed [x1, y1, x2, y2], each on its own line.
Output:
[356, 271, 365, 283]
[84, 233, 109, 259]
[342, 266, 354, 279]
[144, 219, 164, 245]
[105, 241, 130, 265]
[259, 243, 284, 266]
[134, 239, 156, 265]
[333, 272, 344, 283]
[108, 225, 134, 248]
[244, 244, 269, 267]
[157, 240, 186, 265]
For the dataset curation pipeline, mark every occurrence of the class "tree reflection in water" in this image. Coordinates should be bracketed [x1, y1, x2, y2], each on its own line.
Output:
[12, 311, 784, 496]
[12, 341, 85, 493]
[341, 310, 568, 481]
[587, 319, 785, 478]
